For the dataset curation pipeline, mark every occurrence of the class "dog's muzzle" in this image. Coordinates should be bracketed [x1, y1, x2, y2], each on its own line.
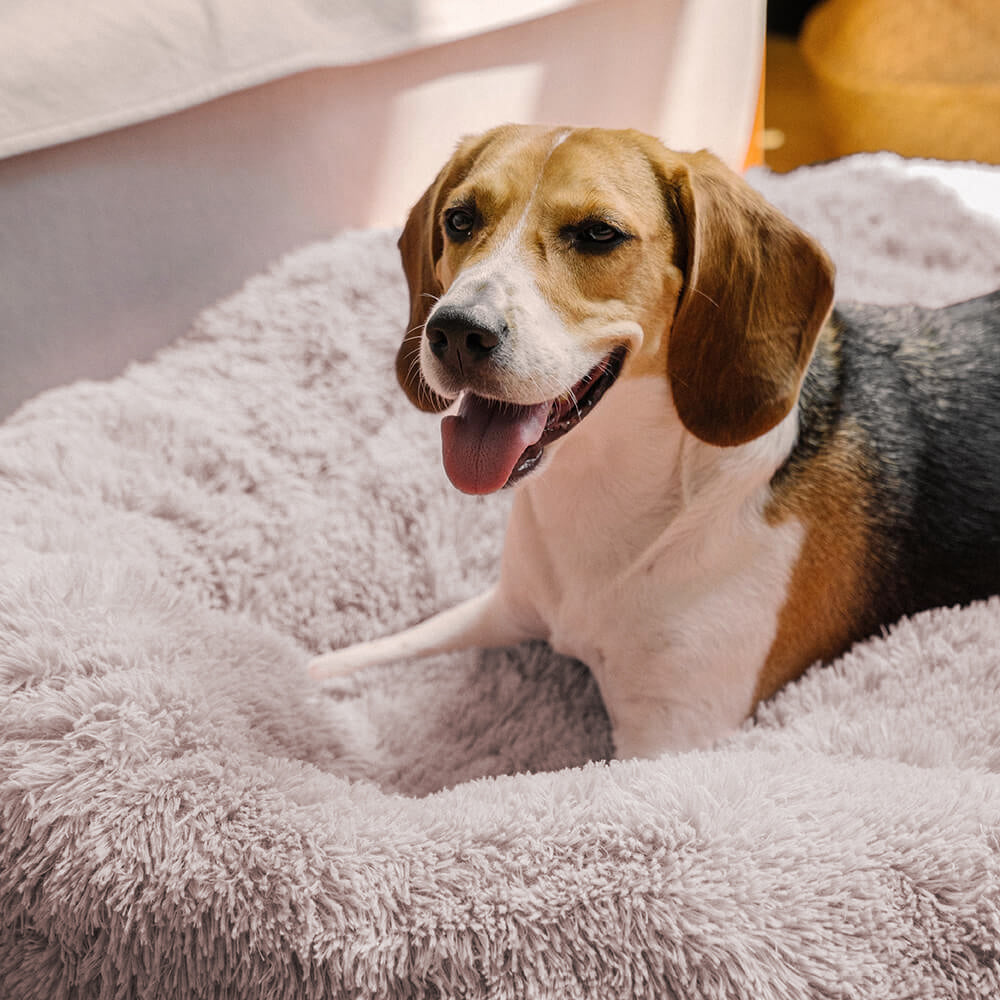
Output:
[438, 345, 628, 495]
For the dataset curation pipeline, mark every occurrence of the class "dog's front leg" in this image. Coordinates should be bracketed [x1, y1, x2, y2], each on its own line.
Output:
[308, 585, 531, 679]
[600, 671, 757, 759]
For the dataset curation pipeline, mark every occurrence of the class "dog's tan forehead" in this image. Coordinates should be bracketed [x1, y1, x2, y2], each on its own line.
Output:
[451, 131, 556, 213]
[454, 128, 663, 224]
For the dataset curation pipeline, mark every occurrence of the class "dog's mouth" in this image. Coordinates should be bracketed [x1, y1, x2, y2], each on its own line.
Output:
[440, 347, 627, 495]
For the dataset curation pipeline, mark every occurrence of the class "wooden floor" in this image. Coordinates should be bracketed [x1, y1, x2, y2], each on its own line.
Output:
[763, 34, 836, 173]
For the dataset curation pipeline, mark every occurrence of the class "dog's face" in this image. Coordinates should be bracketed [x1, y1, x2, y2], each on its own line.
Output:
[397, 125, 834, 494]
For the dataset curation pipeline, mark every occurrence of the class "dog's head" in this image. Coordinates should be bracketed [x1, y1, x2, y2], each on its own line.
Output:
[396, 125, 834, 494]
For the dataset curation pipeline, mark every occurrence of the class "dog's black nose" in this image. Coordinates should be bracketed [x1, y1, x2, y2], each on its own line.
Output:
[425, 308, 505, 374]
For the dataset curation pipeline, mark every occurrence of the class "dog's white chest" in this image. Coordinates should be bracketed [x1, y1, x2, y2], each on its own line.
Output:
[498, 378, 805, 754]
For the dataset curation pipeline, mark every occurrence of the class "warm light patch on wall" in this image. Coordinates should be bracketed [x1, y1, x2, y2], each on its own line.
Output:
[369, 64, 545, 228]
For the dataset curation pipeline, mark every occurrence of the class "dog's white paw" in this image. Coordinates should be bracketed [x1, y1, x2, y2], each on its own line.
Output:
[308, 649, 358, 680]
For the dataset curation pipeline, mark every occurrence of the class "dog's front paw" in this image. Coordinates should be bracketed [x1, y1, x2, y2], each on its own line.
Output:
[308, 649, 359, 680]
[308, 634, 400, 679]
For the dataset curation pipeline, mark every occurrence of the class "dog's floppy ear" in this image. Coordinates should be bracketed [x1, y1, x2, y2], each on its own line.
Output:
[396, 174, 450, 413]
[395, 131, 497, 412]
[663, 150, 834, 447]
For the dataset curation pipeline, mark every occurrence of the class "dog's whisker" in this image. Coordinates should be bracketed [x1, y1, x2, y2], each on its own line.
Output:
[691, 288, 720, 310]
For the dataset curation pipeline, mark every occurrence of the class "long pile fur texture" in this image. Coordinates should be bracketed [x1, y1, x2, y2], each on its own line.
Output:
[3, 155, 1000, 999]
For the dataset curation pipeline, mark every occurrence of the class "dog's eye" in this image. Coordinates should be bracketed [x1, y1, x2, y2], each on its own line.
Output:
[444, 207, 476, 241]
[570, 220, 631, 254]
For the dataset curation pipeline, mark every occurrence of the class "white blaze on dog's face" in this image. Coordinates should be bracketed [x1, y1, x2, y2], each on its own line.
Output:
[396, 125, 834, 496]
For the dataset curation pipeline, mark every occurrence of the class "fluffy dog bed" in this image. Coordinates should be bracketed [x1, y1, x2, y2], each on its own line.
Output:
[3, 155, 1000, 999]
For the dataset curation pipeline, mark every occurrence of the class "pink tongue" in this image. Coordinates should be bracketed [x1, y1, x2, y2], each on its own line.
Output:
[441, 395, 551, 494]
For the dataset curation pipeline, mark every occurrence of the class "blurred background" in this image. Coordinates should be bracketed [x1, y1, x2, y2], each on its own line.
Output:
[765, 0, 1000, 172]
[1, 0, 997, 419]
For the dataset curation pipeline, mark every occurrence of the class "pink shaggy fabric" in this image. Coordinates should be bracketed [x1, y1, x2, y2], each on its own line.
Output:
[2, 155, 1000, 999]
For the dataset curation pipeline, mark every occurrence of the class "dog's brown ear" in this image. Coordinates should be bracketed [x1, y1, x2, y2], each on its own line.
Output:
[396, 176, 449, 412]
[664, 150, 834, 447]
[395, 131, 499, 412]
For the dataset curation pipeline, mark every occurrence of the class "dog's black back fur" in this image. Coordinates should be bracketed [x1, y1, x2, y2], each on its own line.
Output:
[785, 288, 1000, 632]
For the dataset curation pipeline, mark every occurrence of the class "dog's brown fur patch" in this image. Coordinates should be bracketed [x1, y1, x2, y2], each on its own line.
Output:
[757, 326, 878, 705]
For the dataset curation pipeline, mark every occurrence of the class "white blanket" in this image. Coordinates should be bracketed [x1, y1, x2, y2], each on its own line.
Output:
[2, 155, 1000, 999]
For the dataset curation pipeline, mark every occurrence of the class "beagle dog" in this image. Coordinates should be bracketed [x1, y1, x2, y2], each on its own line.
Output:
[310, 125, 1000, 759]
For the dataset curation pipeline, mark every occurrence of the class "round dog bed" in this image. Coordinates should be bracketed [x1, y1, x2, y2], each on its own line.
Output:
[3, 157, 1000, 999]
